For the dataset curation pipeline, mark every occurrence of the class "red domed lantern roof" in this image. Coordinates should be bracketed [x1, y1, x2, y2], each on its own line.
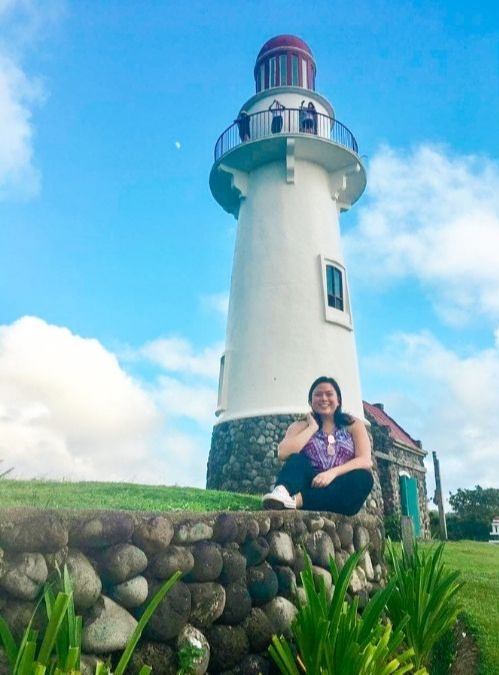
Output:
[256, 35, 314, 61]
[254, 35, 317, 93]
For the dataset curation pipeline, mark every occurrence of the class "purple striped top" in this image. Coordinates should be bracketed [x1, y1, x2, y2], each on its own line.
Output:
[301, 427, 355, 472]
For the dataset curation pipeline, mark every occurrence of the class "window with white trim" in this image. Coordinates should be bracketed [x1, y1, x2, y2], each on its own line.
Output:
[326, 264, 344, 310]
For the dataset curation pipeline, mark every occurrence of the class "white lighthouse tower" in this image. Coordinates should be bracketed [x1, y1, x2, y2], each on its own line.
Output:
[206, 35, 367, 493]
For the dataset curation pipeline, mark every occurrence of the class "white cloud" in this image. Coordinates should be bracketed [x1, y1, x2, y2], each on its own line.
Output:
[154, 375, 217, 428]
[0, 0, 64, 199]
[0, 316, 211, 486]
[365, 329, 499, 502]
[345, 144, 499, 324]
[0, 54, 42, 198]
[138, 336, 223, 380]
[201, 291, 229, 318]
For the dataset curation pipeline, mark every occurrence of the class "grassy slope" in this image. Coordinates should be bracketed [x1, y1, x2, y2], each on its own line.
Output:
[0, 479, 262, 511]
[1, 481, 498, 673]
[438, 541, 499, 675]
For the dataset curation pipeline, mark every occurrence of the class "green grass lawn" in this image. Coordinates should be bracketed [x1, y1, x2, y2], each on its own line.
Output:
[434, 541, 499, 675]
[1, 480, 498, 673]
[0, 479, 262, 511]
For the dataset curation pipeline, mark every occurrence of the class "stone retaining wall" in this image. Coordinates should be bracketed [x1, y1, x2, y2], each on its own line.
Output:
[0, 508, 386, 674]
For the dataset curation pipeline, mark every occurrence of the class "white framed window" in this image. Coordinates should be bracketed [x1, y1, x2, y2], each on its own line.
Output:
[326, 264, 343, 310]
[320, 256, 352, 329]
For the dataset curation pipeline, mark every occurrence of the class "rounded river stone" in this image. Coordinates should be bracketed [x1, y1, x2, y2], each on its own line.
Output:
[186, 541, 223, 582]
[99, 543, 148, 583]
[188, 582, 226, 627]
[133, 516, 174, 556]
[148, 546, 194, 579]
[206, 625, 249, 672]
[218, 582, 252, 625]
[144, 580, 191, 641]
[246, 562, 278, 606]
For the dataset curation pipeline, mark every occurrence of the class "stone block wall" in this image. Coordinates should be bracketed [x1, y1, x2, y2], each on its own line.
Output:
[207, 414, 299, 494]
[0, 507, 386, 674]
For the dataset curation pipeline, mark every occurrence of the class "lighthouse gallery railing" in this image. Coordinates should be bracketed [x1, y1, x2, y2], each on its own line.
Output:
[214, 108, 358, 162]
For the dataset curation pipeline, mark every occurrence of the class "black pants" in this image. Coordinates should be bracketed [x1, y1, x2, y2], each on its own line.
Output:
[276, 453, 373, 515]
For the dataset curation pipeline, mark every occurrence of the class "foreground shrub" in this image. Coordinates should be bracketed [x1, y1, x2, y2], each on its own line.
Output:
[0, 566, 181, 674]
[269, 549, 426, 674]
[384, 514, 402, 542]
[386, 540, 464, 670]
[445, 515, 490, 541]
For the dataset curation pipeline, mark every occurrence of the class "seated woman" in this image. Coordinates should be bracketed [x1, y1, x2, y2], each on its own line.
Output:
[263, 376, 373, 515]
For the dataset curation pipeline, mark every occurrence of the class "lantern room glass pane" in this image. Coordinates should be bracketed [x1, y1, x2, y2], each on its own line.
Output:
[269, 57, 277, 87]
[301, 58, 308, 88]
[291, 55, 299, 85]
[279, 54, 287, 85]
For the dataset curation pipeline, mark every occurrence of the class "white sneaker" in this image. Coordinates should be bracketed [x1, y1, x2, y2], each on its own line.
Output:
[262, 485, 296, 510]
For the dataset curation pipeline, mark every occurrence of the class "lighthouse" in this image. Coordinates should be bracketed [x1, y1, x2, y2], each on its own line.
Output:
[206, 35, 367, 494]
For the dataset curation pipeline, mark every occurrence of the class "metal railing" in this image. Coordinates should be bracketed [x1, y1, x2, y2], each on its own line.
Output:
[214, 108, 358, 161]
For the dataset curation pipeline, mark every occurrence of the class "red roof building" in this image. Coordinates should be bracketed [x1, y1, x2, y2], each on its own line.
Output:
[363, 401, 429, 537]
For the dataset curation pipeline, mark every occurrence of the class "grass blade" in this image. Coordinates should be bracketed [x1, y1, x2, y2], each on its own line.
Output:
[37, 593, 71, 666]
[114, 571, 181, 675]
[0, 615, 18, 669]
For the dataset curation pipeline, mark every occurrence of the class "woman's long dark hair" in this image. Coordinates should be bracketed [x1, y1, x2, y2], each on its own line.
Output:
[308, 376, 355, 429]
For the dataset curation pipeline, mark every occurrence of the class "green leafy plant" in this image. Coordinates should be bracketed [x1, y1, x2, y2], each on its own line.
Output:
[269, 549, 427, 674]
[177, 643, 206, 675]
[386, 540, 464, 670]
[384, 514, 402, 542]
[0, 566, 181, 674]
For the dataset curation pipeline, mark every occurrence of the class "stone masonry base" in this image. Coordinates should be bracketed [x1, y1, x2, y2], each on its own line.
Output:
[0, 507, 387, 675]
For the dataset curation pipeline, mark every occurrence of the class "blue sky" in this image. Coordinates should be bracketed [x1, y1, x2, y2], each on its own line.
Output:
[1, 0, 498, 504]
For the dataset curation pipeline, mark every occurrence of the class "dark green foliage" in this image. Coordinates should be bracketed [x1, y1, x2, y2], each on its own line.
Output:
[429, 626, 455, 674]
[177, 643, 205, 675]
[445, 515, 490, 542]
[449, 485, 499, 522]
[269, 549, 426, 674]
[428, 510, 440, 538]
[386, 540, 464, 670]
[0, 566, 181, 674]
[384, 513, 401, 541]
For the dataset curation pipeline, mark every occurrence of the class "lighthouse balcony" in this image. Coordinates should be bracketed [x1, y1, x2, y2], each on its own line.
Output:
[214, 107, 358, 161]
[211, 108, 366, 216]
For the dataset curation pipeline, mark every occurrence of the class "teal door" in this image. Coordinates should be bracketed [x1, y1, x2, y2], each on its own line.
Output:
[399, 475, 421, 537]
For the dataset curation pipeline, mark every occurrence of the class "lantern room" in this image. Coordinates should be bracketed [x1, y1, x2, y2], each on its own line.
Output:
[254, 34, 317, 93]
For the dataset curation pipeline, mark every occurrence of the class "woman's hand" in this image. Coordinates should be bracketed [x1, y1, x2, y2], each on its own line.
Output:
[306, 412, 319, 433]
[312, 468, 337, 488]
